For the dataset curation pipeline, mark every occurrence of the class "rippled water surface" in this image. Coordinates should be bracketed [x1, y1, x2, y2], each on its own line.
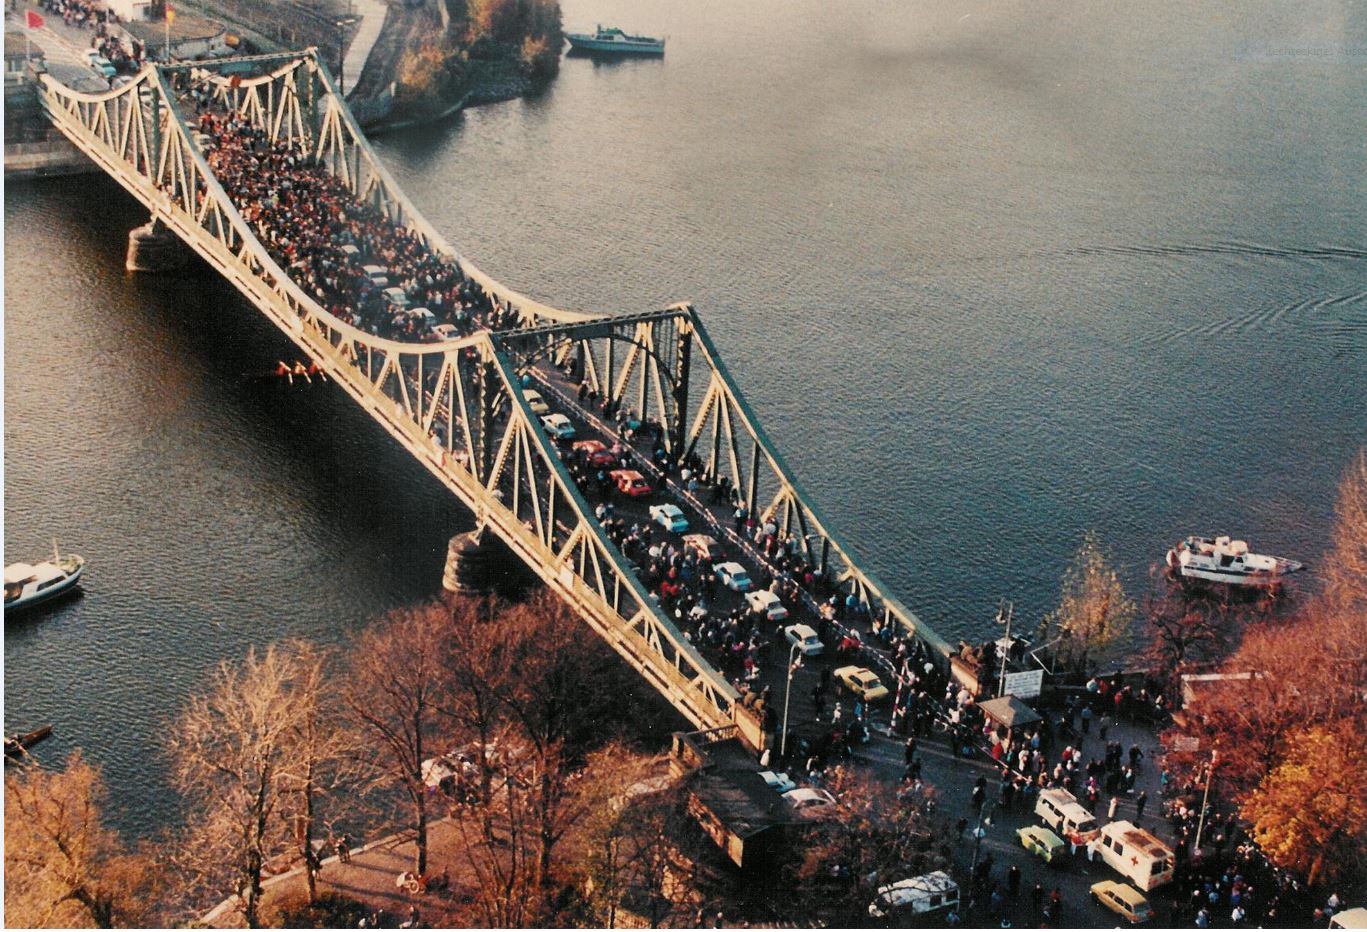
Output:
[6, 0, 1366, 836]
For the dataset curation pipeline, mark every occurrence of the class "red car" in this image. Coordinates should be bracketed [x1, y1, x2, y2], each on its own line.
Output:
[573, 439, 616, 467]
[610, 469, 652, 498]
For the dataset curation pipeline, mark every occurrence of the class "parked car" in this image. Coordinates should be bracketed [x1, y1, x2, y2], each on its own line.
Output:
[781, 786, 838, 821]
[683, 533, 724, 563]
[784, 623, 824, 656]
[523, 389, 550, 415]
[574, 439, 615, 466]
[429, 323, 459, 341]
[1090, 880, 1153, 924]
[649, 503, 689, 533]
[362, 264, 389, 286]
[713, 562, 753, 592]
[1017, 825, 1066, 864]
[834, 665, 890, 702]
[759, 770, 796, 793]
[540, 413, 576, 440]
[610, 469, 652, 498]
[746, 589, 789, 622]
[868, 871, 960, 923]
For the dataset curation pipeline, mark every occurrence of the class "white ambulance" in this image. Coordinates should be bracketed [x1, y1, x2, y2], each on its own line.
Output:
[1096, 820, 1175, 890]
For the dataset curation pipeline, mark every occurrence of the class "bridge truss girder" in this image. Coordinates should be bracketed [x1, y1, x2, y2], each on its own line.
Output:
[36, 49, 948, 748]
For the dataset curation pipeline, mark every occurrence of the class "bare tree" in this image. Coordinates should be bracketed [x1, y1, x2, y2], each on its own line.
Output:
[343, 602, 455, 876]
[495, 592, 620, 886]
[272, 640, 364, 904]
[166, 644, 307, 928]
[4, 752, 162, 928]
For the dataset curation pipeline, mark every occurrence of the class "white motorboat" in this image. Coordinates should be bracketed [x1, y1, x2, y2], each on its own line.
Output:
[4, 544, 86, 615]
[1165, 535, 1303, 588]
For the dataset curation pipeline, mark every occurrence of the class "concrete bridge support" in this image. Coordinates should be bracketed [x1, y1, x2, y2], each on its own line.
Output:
[442, 527, 527, 597]
[126, 218, 188, 272]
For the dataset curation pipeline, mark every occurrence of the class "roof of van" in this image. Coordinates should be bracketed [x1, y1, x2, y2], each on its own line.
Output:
[874, 871, 957, 906]
[1332, 908, 1367, 929]
[1104, 820, 1172, 857]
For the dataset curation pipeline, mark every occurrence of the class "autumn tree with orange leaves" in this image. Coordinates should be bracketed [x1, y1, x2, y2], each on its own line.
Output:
[1164, 450, 1367, 886]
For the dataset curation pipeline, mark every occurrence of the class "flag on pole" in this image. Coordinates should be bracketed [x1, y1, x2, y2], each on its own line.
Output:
[25, 9, 45, 29]
[165, 2, 175, 24]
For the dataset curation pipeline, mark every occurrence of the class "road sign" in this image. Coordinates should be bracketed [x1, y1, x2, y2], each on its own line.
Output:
[1003, 668, 1044, 699]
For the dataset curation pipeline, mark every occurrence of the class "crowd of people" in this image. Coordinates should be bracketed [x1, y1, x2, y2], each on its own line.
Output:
[193, 102, 517, 343]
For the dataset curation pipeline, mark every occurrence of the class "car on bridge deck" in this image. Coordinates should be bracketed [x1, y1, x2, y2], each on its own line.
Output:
[1017, 825, 1067, 864]
[574, 439, 616, 467]
[649, 503, 689, 533]
[382, 286, 410, 309]
[784, 623, 824, 656]
[746, 589, 789, 622]
[759, 770, 796, 793]
[781, 786, 838, 821]
[429, 323, 459, 342]
[683, 533, 724, 563]
[362, 264, 389, 287]
[834, 665, 890, 702]
[540, 413, 576, 440]
[83, 50, 116, 79]
[523, 389, 550, 415]
[610, 469, 652, 498]
[713, 562, 753, 592]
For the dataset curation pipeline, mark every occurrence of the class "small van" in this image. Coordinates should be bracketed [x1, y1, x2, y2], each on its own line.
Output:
[868, 871, 959, 923]
[1096, 820, 1174, 890]
[1035, 787, 1100, 845]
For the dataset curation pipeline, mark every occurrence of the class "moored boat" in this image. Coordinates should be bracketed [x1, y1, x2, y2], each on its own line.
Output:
[4, 544, 86, 615]
[566, 24, 665, 56]
[4, 725, 53, 761]
[1165, 535, 1303, 588]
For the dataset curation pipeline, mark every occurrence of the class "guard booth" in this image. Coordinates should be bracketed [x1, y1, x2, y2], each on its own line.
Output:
[977, 694, 1042, 756]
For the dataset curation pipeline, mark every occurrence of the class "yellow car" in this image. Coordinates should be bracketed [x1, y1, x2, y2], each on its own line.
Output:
[1090, 880, 1154, 924]
[1017, 825, 1066, 863]
[834, 666, 890, 702]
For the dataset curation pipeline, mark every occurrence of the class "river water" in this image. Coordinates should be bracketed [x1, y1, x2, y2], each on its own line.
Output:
[5, 0, 1365, 837]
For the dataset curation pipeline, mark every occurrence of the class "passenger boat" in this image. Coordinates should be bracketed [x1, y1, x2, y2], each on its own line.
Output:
[1165, 535, 1303, 588]
[4, 544, 86, 615]
[5, 725, 53, 761]
[566, 25, 665, 56]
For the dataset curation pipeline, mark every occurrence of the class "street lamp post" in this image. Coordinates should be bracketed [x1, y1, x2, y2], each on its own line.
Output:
[996, 599, 1014, 698]
[1193, 749, 1218, 852]
[779, 641, 802, 760]
[335, 16, 357, 94]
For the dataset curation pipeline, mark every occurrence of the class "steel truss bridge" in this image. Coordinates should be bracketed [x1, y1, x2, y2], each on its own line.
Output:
[39, 49, 952, 747]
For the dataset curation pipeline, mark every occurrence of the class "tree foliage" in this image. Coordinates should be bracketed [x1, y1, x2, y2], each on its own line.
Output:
[4, 753, 161, 928]
[1241, 724, 1367, 887]
[1038, 531, 1137, 673]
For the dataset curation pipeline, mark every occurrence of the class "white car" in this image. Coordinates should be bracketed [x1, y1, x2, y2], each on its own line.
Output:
[523, 389, 550, 415]
[759, 770, 796, 793]
[430, 323, 459, 341]
[649, 503, 689, 533]
[782, 786, 838, 821]
[784, 623, 823, 656]
[746, 589, 789, 622]
[540, 413, 576, 440]
[713, 561, 753, 592]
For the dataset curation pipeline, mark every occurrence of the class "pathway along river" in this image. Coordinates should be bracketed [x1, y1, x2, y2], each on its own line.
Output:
[5, 0, 1366, 838]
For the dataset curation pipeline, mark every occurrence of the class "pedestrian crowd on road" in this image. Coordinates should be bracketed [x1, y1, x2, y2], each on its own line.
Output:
[191, 101, 519, 343]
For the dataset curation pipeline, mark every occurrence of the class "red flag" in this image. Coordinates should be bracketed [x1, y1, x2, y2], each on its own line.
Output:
[25, 9, 45, 29]
[164, 1, 174, 24]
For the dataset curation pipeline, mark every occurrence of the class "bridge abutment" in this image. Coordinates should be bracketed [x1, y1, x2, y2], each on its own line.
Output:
[443, 528, 525, 597]
[126, 218, 189, 272]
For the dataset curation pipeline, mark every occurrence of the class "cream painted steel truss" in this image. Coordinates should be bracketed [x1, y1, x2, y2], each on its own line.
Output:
[37, 50, 949, 745]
